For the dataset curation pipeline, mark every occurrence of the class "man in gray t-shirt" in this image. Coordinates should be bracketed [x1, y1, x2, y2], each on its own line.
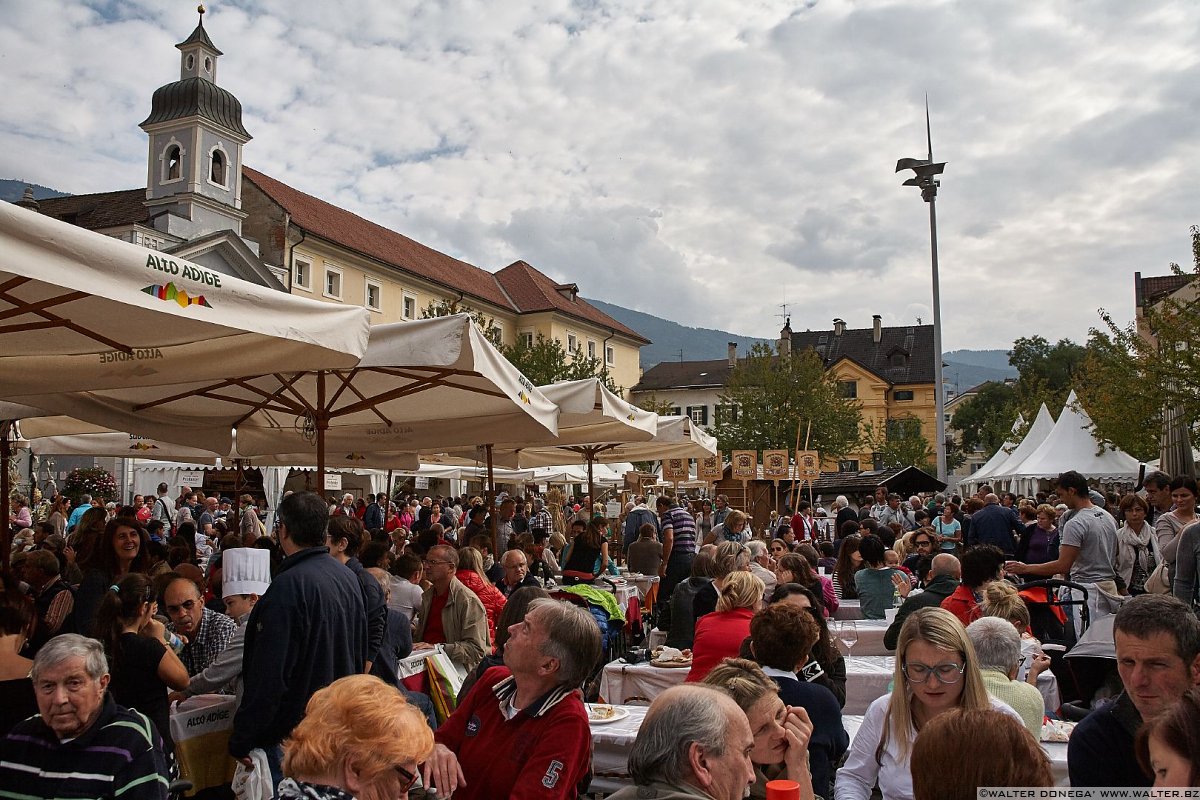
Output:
[1006, 470, 1118, 586]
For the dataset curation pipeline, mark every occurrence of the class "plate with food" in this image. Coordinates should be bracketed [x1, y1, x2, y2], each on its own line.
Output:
[1040, 719, 1075, 743]
[587, 704, 630, 724]
[650, 646, 693, 668]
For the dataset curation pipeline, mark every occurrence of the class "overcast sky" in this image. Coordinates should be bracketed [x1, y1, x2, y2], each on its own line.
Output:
[3, 1, 1198, 351]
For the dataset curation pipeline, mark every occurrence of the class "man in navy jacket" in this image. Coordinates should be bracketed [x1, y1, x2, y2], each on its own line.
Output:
[230, 491, 367, 790]
[967, 493, 1025, 556]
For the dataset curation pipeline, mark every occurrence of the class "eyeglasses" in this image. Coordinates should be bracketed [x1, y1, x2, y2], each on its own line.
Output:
[165, 598, 199, 614]
[393, 764, 418, 792]
[902, 660, 966, 684]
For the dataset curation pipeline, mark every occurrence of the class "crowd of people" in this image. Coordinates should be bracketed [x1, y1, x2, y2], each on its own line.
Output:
[1, 468, 1198, 799]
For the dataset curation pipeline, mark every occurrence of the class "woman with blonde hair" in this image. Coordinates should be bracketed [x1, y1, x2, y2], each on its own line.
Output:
[835, 606, 1021, 800]
[281, 674, 434, 800]
[686, 571, 765, 683]
[455, 546, 507, 642]
[980, 581, 1050, 684]
[703, 658, 817, 800]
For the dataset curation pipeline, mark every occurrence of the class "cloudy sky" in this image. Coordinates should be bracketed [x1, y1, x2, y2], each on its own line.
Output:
[2, 0, 1198, 351]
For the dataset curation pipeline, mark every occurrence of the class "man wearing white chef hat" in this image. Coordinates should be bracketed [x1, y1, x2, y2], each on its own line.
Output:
[171, 547, 272, 702]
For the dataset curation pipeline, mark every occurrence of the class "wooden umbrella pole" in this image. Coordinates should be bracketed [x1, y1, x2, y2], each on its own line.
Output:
[316, 371, 327, 497]
[788, 420, 803, 511]
[1, 421, 12, 566]
[384, 469, 393, 502]
[486, 444, 498, 554]
[587, 449, 596, 514]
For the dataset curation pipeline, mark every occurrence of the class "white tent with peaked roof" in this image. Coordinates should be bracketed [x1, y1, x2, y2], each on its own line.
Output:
[999, 391, 1143, 487]
[987, 404, 1056, 489]
[964, 413, 1024, 489]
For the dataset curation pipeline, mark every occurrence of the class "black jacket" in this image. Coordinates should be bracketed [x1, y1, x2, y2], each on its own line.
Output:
[231, 546, 367, 757]
[346, 556, 388, 664]
[1068, 692, 1149, 787]
[883, 573, 960, 651]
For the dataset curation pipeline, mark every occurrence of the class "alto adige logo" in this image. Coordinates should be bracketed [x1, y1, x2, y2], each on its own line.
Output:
[143, 282, 212, 309]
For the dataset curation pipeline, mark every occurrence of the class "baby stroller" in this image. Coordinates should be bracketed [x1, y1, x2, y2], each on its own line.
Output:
[1060, 614, 1120, 720]
[1016, 579, 1089, 703]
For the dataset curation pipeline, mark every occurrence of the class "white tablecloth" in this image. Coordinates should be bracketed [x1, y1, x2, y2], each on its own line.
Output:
[590, 704, 650, 794]
[599, 659, 688, 705]
[834, 599, 863, 620]
[596, 580, 638, 609]
[844, 655, 895, 715]
[833, 618, 892, 656]
[623, 573, 660, 599]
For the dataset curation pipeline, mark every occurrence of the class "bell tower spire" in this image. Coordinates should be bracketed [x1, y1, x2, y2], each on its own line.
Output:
[178, 5, 222, 83]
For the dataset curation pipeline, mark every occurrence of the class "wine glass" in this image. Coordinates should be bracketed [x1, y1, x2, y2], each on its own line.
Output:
[837, 620, 858, 658]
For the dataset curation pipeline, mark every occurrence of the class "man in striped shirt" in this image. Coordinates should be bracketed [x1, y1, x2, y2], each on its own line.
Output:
[656, 495, 698, 600]
[0, 634, 169, 799]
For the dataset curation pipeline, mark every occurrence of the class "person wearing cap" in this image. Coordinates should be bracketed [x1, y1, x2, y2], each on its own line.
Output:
[170, 547, 271, 702]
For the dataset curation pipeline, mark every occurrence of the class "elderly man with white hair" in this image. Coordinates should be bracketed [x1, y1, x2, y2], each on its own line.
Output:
[607, 684, 757, 800]
[0, 634, 170, 798]
[745, 539, 778, 598]
[966, 616, 1047, 738]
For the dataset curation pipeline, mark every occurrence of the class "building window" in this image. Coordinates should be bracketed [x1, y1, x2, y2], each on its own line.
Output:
[402, 293, 416, 320]
[838, 380, 858, 399]
[364, 279, 382, 312]
[587, 340, 597, 360]
[293, 257, 312, 291]
[209, 148, 227, 187]
[887, 418, 922, 439]
[838, 459, 859, 473]
[162, 142, 184, 183]
[687, 406, 709, 426]
[324, 266, 343, 300]
[669, 406, 682, 417]
[605, 344, 615, 366]
[889, 352, 908, 367]
[716, 404, 738, 424]
[567, 332, 578, 354]
[893, 390, 914, 401]
[520, 329, 535, 349]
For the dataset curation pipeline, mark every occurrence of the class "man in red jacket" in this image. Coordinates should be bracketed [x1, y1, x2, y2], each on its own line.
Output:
[422, 598, 601, 799]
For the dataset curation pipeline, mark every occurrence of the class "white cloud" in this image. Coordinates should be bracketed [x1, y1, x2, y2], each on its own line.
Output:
[3, 0, 1199, 350]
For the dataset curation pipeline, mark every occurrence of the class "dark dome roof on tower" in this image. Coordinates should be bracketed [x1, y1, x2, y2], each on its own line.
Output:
[177, 20, 223, 55]
[141, 77, 251, 138]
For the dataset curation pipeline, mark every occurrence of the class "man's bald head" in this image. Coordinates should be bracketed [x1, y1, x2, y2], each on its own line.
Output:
[984, 493, 1000, 506]
[932, 553, 961, 579]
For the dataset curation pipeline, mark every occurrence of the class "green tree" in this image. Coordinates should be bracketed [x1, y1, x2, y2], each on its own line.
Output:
[950, 381, 1019, 456]
[1008, 335, 1087, 423]
[500, 333, 616, 390]
[863, 416, 941, 473]
[1074, 225, 1200, 460]
[419, 298, 503, 346]
[709, 343, 861, 460]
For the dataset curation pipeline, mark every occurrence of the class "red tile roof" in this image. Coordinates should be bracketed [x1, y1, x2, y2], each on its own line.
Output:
[494, 260, 648, 343]
[36, 188, 149, 230]
[243, 167, 516, 310]
[1139, 274, 1192, 307]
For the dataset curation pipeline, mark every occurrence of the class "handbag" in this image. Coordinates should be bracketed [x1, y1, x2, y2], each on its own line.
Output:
[1144, 534, 1171, 595]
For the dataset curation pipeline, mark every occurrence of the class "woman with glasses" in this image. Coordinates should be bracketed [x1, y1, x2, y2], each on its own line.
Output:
[279, 674, 434, 800]
[834, 606, 1020, 800]
[94, 572, 190, 762]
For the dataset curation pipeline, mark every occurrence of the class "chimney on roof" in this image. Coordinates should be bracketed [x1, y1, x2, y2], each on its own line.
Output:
[14, 186, 39, 212]
[728, 342, 737, 368]
[833, 318, 845, 336]
[872, 314, 882, 344]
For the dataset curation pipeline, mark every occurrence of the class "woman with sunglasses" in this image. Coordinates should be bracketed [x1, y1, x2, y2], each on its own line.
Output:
[94, 572, 190, 762]
[280, 674, 434, 800]
[834, 606, 1021, 800]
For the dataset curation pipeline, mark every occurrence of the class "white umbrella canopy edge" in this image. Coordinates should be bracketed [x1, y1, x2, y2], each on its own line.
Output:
[0, 201, 371, 394]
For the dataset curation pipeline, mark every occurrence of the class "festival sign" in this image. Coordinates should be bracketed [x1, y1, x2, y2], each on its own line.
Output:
[662, 458, 689, 482]
[731, 450, 757, 480]
[763, 450, 789, 480]
[697, 454, 723, 481]
[796, 450, 821, 482]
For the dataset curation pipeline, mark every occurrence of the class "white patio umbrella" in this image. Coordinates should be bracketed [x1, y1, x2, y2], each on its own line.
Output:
[13, 315, 556, 493]
[0, 200, 370, 394]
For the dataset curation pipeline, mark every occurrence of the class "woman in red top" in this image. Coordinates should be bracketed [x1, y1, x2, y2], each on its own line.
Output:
[455, 546, 507, 643]
[686, 571, 765, 682]
[940, 544, 1006, 626]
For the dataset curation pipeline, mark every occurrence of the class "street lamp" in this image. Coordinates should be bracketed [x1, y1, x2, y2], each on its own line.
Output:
[895, 103, 948, 482]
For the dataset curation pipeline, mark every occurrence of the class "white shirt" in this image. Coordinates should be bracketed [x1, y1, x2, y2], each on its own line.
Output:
[834, 694, 1021, 800]
[389, 577, 425, 624]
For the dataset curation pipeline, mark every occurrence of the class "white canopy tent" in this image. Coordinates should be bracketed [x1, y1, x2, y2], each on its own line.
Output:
[964, 413, 1024, 490]
[985, 404, 1056, 493]
[996, 391, 1143, 490]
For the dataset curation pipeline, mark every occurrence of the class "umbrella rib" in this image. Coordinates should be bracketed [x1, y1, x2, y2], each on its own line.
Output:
[0, 287, 134, 353]
[134, 378, 246, 411]
[325, 369, 358, 408]
[0, 289, 89, 322]
[272, 373, 318, 416]
[333, 374, 393, 427]
[328, 369, 459, 418]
